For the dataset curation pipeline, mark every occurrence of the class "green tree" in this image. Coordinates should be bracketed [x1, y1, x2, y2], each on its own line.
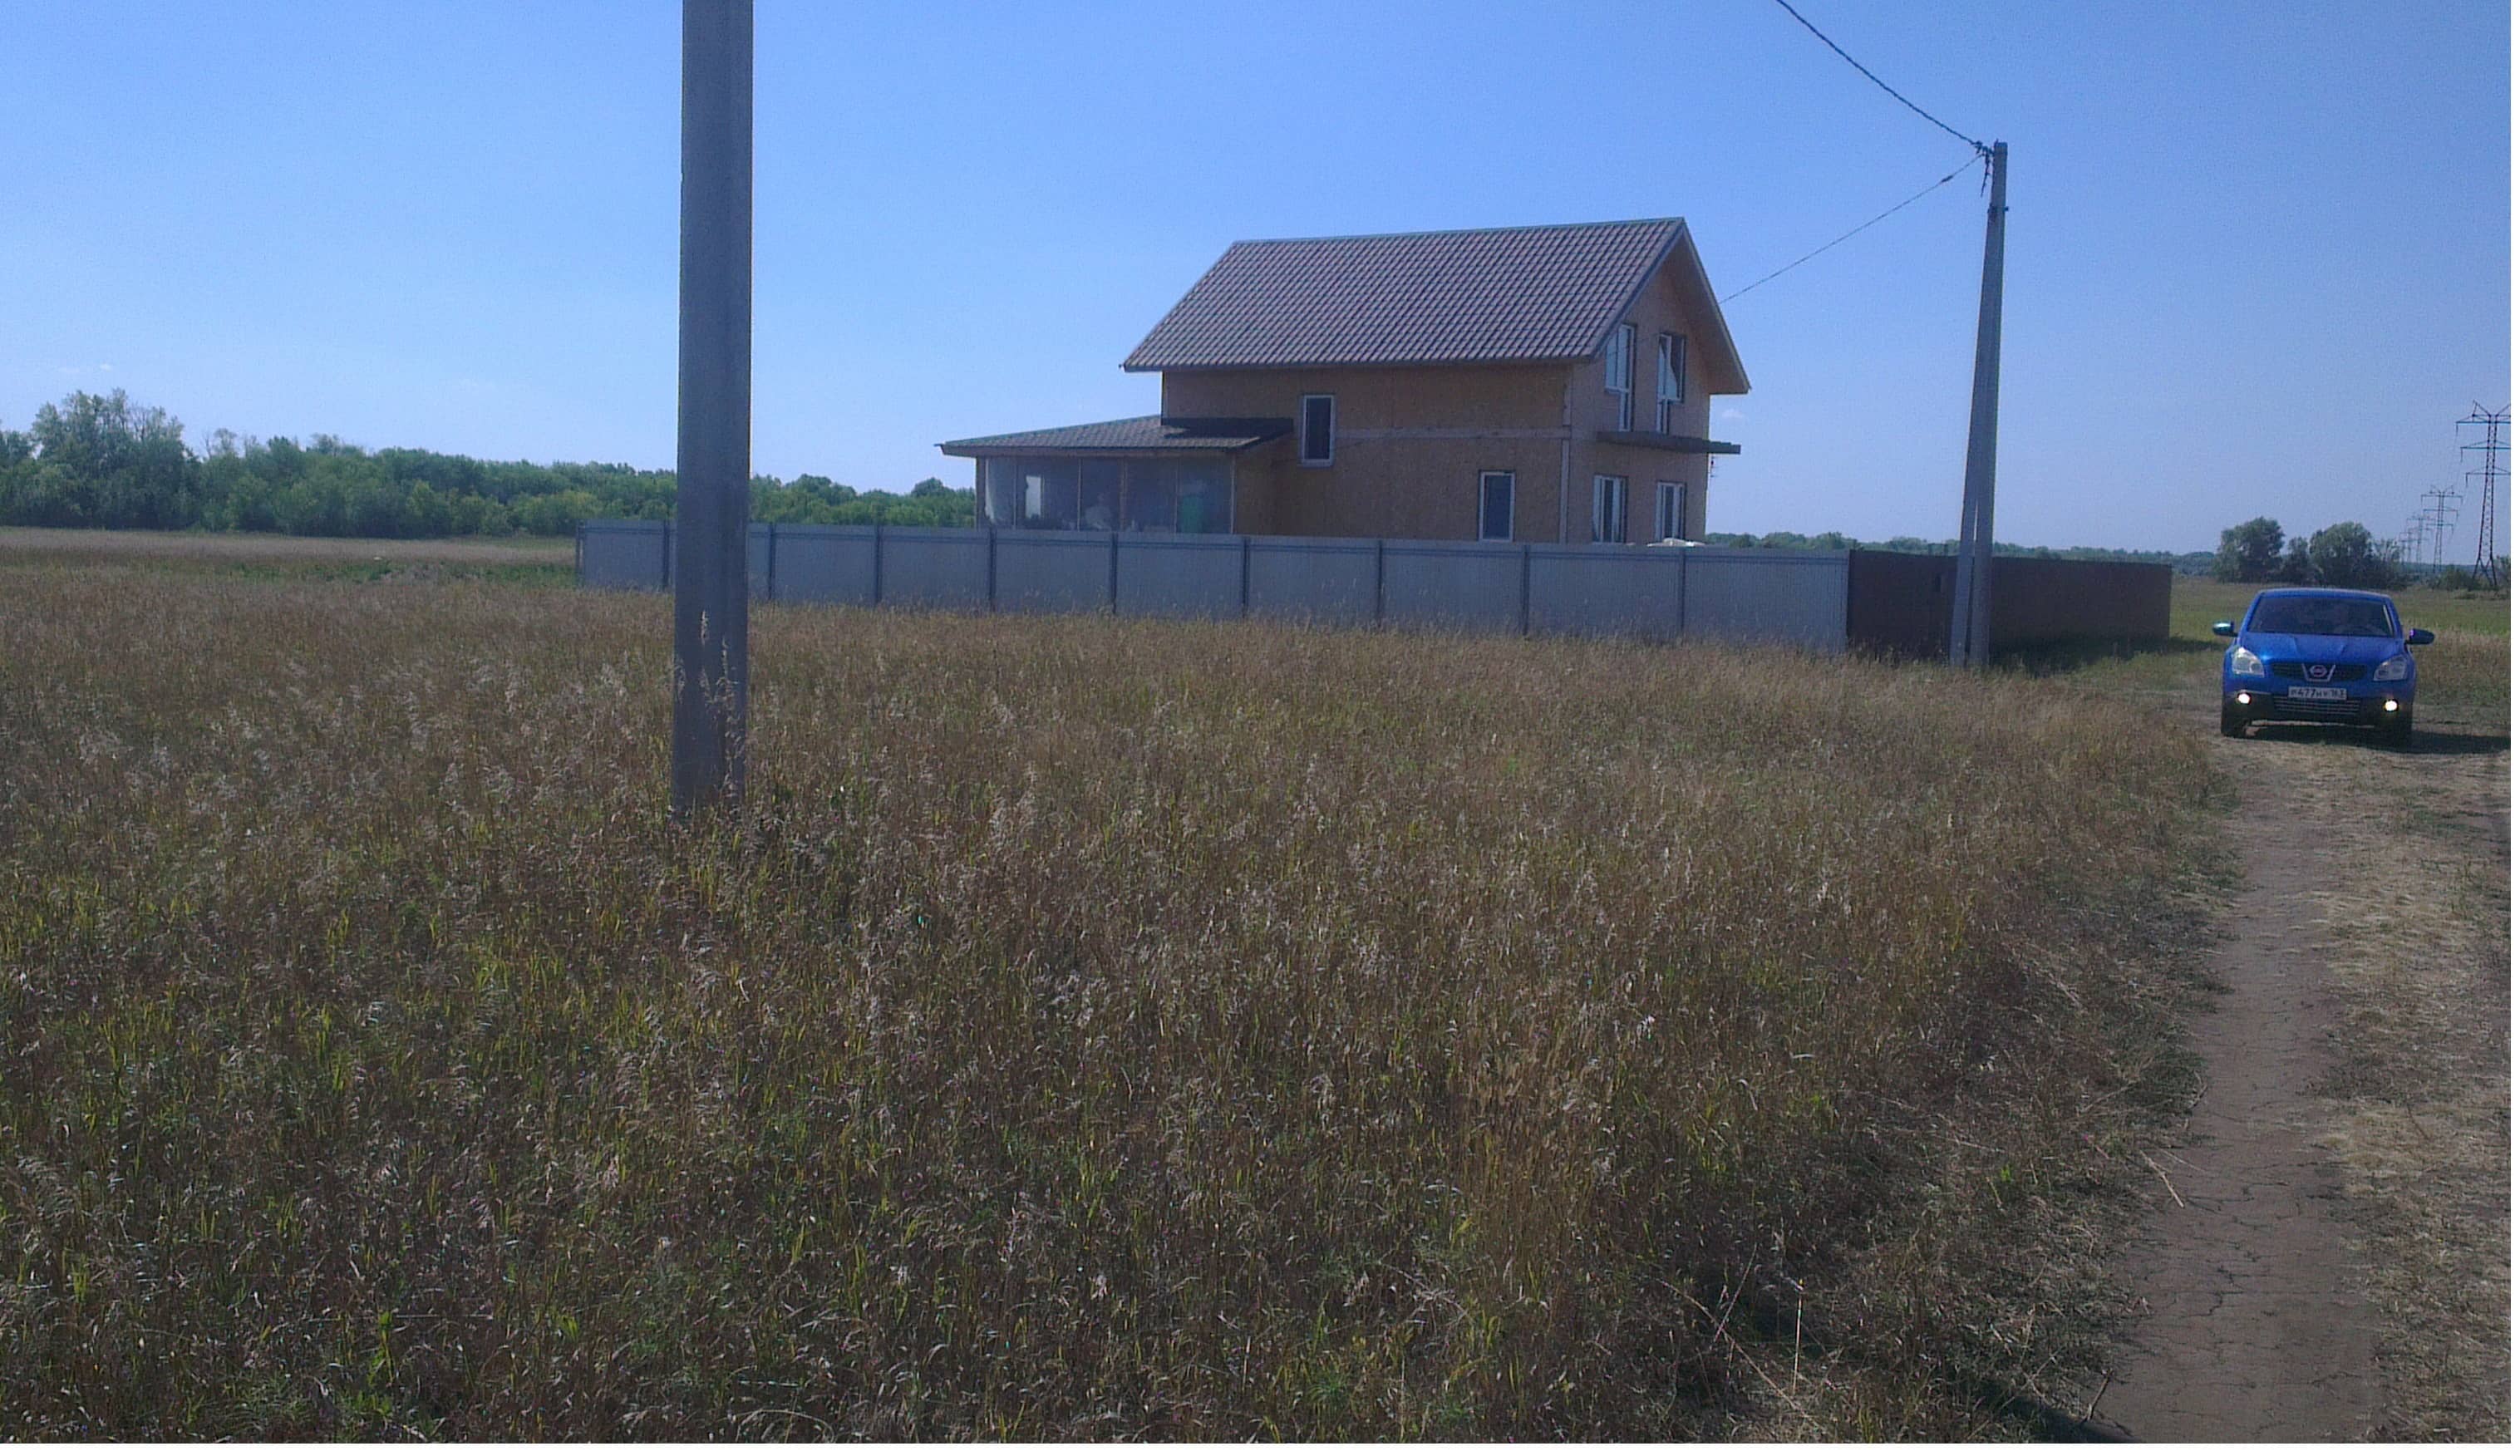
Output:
[2213, 517, 2286, 581]
[2303, 522, 2401, 589]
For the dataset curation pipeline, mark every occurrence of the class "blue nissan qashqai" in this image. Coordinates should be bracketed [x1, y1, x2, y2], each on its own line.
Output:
[2213, 587, 2434, 744]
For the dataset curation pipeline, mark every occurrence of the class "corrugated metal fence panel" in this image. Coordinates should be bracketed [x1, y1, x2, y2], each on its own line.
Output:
[1683, 548, 1849, 654]
[1845, 549, 1952, 659]
[578, 520, 667, 591]
[1528, 546, 1684, 640]
[775, 525, 879, 606]
[1991, 557, 2173, 647]
[747, 523, 774, 601]
[576, 522, 1867, 652]
[879, 528, 991, 611]
[994, 532, 1114, 614]
[1247, 536, 1379, 625]
[1117, 535, 1245, 619]
[1381, 540, 1524, 632]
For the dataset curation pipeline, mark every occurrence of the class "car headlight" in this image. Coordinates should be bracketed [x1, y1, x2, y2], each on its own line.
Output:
[2373, 653, 2412, 682]
[2228, 645, 2267, 677]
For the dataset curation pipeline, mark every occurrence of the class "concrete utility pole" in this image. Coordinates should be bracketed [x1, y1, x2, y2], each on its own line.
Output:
[1948, 141, 2006, 668]
[672, 0, 754, 815]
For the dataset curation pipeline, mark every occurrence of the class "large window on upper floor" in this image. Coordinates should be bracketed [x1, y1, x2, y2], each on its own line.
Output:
[1605, 323, 1636, 431]
[1299, 394, 1336, 466]
[1656, 333, 1686, 433]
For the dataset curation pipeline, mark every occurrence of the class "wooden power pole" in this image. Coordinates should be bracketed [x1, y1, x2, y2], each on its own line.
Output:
[672, 0, 753, 814]
[1948, 140, 2006, 668]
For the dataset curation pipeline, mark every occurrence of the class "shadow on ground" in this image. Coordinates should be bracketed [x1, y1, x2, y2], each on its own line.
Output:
[1999, 637, 2222, 676]
[2244, 723, 2511, 758]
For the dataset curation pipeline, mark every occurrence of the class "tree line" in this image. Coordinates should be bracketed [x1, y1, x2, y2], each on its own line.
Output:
[2212, 517, 2409, 589]
[0, 390, 975, 539]
[1704, 529, 2215, 573]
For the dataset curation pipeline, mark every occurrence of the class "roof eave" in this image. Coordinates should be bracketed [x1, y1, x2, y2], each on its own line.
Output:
[1582, 219, 1750, 395]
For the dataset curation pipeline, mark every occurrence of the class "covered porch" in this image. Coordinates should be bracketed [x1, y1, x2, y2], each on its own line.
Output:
[939, 415, 1288, 534]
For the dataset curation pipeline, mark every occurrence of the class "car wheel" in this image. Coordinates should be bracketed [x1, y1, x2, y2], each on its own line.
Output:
[2382, 706, 2413, 746]
[2220, 703, 2247, 739]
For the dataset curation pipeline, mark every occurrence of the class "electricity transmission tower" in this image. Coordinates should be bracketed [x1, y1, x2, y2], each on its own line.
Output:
[2459, 406, 2507, 587]
[2421, 487, 2462, 569]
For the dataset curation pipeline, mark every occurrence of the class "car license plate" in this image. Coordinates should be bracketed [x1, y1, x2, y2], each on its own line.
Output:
[2286, 686, 2349, 701]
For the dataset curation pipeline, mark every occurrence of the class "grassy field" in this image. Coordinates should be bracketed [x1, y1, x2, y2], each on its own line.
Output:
[0, 548, 2223, 1438]
[2031, 578, 2509, 728]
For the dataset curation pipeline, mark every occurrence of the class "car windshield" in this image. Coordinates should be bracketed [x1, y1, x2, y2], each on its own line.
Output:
[2249, 595, 2396, 637]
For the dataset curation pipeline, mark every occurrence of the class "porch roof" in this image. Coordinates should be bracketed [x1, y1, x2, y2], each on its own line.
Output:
[940, 414, 1291, 458]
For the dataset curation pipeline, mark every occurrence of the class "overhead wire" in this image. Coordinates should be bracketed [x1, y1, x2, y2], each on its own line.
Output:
[1766, 0, 1987, 154]
[1720, 160, 1974, 303]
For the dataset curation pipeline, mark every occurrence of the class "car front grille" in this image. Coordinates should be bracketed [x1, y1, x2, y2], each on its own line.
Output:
[2269, 662, 2369, 682]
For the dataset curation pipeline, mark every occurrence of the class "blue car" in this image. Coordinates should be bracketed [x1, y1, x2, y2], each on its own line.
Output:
[2213, 588, 2434, 743]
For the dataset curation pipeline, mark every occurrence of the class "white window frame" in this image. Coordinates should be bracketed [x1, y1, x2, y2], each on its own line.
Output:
[1298, 393, 1336, 467]
[1477, 470, 1515, 542]
[1655, 481, 1686, 542]
[1592, 475, 1627, 544]
[1605, 323, 1636, 431]
[1656, 333, 1685, 434]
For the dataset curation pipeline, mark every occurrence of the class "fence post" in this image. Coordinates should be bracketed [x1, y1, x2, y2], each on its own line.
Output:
[1373, 537, 1386, 624]
[1674, 545, 1686, 640]
[660, 519, 675, 591]
[1518, 544, 1532, 636]
[765, 521, 778, 603]
[985, 525, 998, 612]
[870, 524, 883, 607]
[1239, 534, 1252, 618]
[1108, 531, 1120, 615]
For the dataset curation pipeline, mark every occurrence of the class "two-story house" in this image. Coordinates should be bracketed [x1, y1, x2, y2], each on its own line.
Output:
[941, 218, 1748, 544]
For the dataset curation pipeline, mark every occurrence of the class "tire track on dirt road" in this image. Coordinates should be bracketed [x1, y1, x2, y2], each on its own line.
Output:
[2093, 716, 2509, 1442]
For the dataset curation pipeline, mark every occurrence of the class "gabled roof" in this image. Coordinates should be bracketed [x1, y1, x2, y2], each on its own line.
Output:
[939, 415, 1289, 457]
[1121, 218, 1748, 391]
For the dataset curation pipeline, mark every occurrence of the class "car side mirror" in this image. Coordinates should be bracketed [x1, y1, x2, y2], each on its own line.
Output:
[2406, 627, 2434, 646]
[2211, 621, 2237, 637]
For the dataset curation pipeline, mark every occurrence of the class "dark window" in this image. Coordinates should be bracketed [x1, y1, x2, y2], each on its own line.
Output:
[1592, 475, 1627, 544]
[1606, 324, 1636, 431]
[1655, 481, 1685, 541]
[1299, 394, 1336, 466]
[1656, 333, 1685, 433]
[1479, 471, 1514, 541]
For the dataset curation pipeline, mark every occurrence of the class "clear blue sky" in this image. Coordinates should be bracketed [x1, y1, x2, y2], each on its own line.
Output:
[4, 1, 2508, 554]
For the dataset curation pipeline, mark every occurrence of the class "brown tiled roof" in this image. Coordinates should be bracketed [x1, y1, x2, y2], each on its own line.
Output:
[939, 415, 1290, 456]
[1123, 219, 1691, 371]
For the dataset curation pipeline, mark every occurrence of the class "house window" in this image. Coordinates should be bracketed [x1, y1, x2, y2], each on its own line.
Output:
[1655, 481, 1686, 542]
[1656, 333, 1686, 433]
[1605, 323, 1635, 431]
[1478, 471, 1515, 541]
[1299, 394, 1336, 466]
[1592, 475, 1627, 544]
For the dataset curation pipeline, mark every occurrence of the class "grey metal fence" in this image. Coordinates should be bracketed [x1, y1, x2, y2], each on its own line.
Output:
[575, 519, 1853, 652]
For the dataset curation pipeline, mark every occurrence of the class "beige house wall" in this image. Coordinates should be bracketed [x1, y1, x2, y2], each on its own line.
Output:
[1565, 264, 1725, 542]
[1169, 364, 1573, 541]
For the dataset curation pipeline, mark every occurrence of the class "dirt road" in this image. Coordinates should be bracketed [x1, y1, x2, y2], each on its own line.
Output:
[2095, 710, 2511, 1441]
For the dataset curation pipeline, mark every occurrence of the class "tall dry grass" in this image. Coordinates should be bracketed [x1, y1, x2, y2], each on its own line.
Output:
[0, 559, 2212, 1437]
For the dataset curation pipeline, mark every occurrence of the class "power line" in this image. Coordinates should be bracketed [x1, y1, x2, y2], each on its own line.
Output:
[1722, 160, 1974, 303]
[1768, 0, 1987, 154]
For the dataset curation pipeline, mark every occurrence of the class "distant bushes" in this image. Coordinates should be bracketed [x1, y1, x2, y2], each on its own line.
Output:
[1703, 527, 2212, 573]
[2213, 515, 2405, 588]
[0, 389, 973, 539]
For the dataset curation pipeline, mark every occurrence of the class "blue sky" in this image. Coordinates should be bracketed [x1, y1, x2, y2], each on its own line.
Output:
[3, 1, 2508, 553]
